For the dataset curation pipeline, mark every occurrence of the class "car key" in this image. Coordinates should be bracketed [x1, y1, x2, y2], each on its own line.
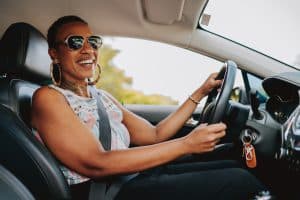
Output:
[242, 131, 257, 168]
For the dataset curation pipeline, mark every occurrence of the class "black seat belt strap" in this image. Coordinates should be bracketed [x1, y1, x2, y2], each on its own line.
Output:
[90, 87, 111, 151]
[88, 87, 137, 200]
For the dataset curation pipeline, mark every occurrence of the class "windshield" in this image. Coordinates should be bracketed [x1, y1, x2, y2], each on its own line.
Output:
[200, 0, 300, 69]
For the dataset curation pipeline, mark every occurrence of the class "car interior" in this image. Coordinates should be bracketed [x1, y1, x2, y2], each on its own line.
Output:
[0, 164, 34, 200]
[0, 0, 300, 199]
[0, 22, 71, 199]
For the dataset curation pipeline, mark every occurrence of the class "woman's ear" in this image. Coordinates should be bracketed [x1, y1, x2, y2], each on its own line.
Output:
[48, 48, 58, 62]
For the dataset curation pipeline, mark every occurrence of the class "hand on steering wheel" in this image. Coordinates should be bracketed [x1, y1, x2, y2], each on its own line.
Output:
[200, 60, 237, 124]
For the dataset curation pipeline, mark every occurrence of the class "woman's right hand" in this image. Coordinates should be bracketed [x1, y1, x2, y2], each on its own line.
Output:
[183, 123, 226, 154]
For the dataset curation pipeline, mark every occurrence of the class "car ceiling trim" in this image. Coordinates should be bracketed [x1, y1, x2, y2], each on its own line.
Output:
[188, 28, 297, 77]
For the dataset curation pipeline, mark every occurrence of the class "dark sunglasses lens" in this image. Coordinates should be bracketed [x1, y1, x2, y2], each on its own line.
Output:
[67, 36, 84, 50]
[88, 36, 103, 50]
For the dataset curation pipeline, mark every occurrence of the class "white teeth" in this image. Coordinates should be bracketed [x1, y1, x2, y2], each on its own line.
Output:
[78, 59, 94, 64]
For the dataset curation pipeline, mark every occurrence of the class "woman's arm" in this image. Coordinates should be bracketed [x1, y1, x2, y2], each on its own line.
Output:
[31, 86, 225, 179]
[106, 72, 222, 145]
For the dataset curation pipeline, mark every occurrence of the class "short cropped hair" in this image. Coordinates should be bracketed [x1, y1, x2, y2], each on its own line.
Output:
[47, 15, 88, 49]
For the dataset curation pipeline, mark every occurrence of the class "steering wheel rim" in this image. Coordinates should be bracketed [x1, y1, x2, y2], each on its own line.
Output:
[200, 60, 237, 124]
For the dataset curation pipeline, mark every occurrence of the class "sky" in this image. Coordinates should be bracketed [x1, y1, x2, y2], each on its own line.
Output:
[102, 0, 299, 104]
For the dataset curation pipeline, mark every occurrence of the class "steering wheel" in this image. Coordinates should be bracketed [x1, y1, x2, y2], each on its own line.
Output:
[200, 60, 237, 124]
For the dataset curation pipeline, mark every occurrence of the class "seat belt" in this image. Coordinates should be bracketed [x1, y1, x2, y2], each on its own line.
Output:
[89, 87, 112, 200]
[89, 87, 138, 200]
[90, 87, 111, 151]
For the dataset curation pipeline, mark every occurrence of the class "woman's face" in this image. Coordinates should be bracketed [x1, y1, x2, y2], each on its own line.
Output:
[50, 22, 98, 84]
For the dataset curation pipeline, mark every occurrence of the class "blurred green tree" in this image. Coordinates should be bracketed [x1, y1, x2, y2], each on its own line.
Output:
[96, 45, 178, 105]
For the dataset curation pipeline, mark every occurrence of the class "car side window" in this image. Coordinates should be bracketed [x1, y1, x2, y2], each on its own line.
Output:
[245, 73, 268, 103]
[99, 37, 227, 105]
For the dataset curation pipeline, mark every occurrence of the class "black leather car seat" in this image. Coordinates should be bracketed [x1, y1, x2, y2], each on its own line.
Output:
[0, 22, 51, 127]
[0, 164, 35, 200]
[0, 22, 71, 199]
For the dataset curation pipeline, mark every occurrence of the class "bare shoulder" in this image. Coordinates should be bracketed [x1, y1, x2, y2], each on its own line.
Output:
[32, 86, 67, 110]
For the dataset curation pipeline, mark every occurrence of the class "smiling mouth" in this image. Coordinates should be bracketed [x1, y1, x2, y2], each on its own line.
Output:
[77, 59, 96, 67]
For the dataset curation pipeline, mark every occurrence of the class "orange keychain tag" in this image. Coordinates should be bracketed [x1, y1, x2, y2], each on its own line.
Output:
[244, 143, 257, 168]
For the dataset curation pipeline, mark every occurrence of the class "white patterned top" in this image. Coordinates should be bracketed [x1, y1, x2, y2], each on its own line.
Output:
[33, 85, 130, 185]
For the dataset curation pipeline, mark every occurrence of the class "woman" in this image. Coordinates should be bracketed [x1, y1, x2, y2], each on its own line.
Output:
[31, 15, 266, 200]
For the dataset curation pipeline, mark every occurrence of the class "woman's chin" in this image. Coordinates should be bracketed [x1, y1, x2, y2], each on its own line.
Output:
[78, 68, 94, 77]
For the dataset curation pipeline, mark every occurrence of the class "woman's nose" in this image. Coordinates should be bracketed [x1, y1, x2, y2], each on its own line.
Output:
[80, 40, 94, 53]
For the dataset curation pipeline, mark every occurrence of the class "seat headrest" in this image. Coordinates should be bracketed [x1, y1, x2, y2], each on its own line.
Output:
[0, 22, 51, 84]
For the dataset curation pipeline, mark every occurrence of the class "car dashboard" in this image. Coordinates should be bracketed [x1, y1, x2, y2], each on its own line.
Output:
[261, 72, 300, 169]
[266, 95, 298, 124]
[263, 72, 300, 124]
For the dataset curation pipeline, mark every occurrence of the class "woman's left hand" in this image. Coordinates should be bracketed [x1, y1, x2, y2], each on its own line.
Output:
[198, 72, 223, 96]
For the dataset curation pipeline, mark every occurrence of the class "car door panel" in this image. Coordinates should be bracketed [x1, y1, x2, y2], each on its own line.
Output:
[125, 104, 203, 138]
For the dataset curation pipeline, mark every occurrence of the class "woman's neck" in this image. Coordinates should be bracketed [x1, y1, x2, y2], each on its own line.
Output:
[59, 78, 90, 97]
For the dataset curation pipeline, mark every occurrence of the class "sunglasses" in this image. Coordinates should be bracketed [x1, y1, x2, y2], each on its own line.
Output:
[55, 35, 103, 51]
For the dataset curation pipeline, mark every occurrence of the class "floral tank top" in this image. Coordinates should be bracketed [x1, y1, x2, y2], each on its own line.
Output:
[32, 85, 130, 185]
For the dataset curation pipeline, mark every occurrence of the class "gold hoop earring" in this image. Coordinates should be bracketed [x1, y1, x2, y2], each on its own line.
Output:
[88, 64, 101, 85]
[50, 62, 61, 86]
